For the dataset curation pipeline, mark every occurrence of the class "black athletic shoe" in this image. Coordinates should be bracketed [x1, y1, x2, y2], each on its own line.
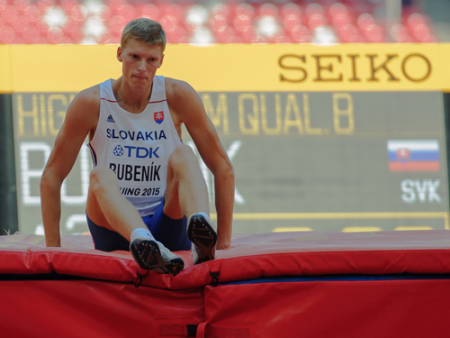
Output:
[130, 238, 184, 276]
[187, 213, 218, 265]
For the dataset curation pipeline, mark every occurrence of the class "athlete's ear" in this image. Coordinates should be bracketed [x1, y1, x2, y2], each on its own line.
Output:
[159, 54, 164, 67]
[117, 47, 123, 62]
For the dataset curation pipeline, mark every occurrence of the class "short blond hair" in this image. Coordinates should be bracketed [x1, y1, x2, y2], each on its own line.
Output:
[121, 18, 166, 51]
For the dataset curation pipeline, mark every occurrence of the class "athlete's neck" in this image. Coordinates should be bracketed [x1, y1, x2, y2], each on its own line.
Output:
[112, 77, 153, 114]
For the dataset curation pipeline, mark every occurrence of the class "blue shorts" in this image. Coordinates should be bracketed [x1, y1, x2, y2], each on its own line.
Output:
[86, 196, 191, 252]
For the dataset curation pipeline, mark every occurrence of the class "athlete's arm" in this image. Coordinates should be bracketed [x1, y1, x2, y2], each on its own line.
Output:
[40, 86, 99, 247]
[166, 79, 234, 250]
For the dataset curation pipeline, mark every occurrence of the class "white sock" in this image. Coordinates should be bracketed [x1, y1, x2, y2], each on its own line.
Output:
[130, 228, 154, 243]
[196, 212, 216, 231]
[197, 212, 210, 221]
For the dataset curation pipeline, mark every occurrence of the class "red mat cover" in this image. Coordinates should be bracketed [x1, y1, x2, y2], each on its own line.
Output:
[1, 231, 450, 337]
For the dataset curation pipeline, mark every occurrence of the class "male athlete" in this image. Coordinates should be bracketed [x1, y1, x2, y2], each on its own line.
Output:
[40, 18, 234, 276]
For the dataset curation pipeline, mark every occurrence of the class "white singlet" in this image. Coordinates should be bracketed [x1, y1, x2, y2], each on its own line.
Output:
[88, 76, 182, 216]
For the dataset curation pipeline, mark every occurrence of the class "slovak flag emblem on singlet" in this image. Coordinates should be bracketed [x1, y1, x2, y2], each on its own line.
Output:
[154, 111, 164, 124]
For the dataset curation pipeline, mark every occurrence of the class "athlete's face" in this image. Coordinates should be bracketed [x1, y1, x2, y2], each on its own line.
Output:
[117, 39, 164, 88]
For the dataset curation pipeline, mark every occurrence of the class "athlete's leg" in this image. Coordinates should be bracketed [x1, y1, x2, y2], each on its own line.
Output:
[163, 145, 217, 264]
[163, 144, 209, 219]
[86, 165, 184, 275]
[86, 165, 143, 240]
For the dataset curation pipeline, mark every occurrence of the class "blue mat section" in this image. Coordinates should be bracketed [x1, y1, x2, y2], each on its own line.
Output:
[223, 274, 450, 285]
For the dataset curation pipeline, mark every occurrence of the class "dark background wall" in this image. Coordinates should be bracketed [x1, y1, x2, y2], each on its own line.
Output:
[0, 94, 18, 235]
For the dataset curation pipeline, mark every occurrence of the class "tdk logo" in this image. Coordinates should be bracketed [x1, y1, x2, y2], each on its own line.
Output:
[107, 115, 115, 123]
[113, 145, 159, 159]
[113, 145, 124, 156]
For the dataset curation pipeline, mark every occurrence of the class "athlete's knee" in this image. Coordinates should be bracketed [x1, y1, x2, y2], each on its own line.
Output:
[89, 166, 118, 195]
[169, 144, 198, 168]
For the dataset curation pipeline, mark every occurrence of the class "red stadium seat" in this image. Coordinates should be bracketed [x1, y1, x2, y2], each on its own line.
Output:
[412, 23, 431, 41]
[166, 25, 187, 44]
[163, 4, 184, 22]
[281, 3, 301, 18]
[419, 34, 436, 43]
[102, 35, 120, 44]
[0, 25, 15, 43]
[239, 25, 268, 43]
[210, 3, 230, 21]
[159, 14, 178, 33]
[14, 0, 29, 12]
[271, 33, 292, 43]
[210, 14, 227, 33]
[11, 15, 29, 33]
[24, 5, 42, 23]
[228, 34, 243, 43]
[282, 14, 301, 32]
[213, 25, 231, 43]
[70, 4, 87, 22]
[108, 15, 126, 35]
[33, 35, 49, 43]
[2, 5, 19, 23]
[108, 0, 124, 13]
[329, 3, 348, 17]
[238, 25, 255, 43]
[337, 24, 359, 42]
[234, 14, 252, 33]
[37, 0, 55, 12]
[35, 19, 49, 34]
[140, 4, 160, 21]
[234, 3, 254, 19]
[22, 24, 41, 43]
[364, 24, 385, 42]
[357, 13, 375, 30]
[61, 0, 77, 13]
[305, 3, 324, 17]
[308, 13, 326, 29]
[11, 35, 24, 44]
[290, 24, 311, 43]
[63, 19, 83, 43]
[332, 12, 350, 27]
[116, 4, 136, 23]
[60, 36, 73, 44]
[412, 23, 436, 42]
[259, 3, 278, 18]
[390, 24, 412, 43]
[407, 13, 426, 29]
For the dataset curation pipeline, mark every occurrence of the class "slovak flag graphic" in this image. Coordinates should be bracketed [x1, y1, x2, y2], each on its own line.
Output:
[154, 111, 164, 124]
[387, 140, 440, 172]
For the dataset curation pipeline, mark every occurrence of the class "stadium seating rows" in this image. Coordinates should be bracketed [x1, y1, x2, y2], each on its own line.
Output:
[0, 0, 437, 44]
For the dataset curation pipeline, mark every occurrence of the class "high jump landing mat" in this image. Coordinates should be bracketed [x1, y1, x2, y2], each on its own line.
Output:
[1, 230, 450, 338]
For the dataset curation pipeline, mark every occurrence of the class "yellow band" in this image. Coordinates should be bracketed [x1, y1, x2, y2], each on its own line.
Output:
[1, 44, 450, 93]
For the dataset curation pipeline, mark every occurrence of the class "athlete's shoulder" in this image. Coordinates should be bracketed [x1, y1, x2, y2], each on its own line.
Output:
[72, 84, 101, 111]
[64, 84, 101, 131]
[164, 77, 197, 103]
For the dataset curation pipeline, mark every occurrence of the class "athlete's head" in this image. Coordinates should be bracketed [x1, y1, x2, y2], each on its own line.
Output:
[117, 19, 165, 88]
[121, 18, 166, 51]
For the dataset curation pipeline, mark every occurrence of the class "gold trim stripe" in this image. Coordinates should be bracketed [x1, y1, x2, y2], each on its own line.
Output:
[210, 212, 449, 229]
